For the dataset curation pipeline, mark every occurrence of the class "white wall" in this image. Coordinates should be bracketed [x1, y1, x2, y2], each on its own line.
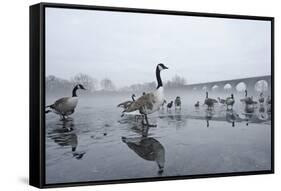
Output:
[0, 0, 279, 190]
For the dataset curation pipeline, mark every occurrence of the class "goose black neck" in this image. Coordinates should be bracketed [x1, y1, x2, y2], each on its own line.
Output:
[156, 67, 162, 89]
[72, 86, 78, 97]
[245, 90, 248, 97]
[131, 95, 135, 101]
[206, 92, 208, 98]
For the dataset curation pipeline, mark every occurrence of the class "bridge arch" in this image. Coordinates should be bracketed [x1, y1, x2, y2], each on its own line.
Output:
[255, 80, 269, 92]
[224, 83, 232, 90]
[236, 82, 247, 92]
[212, 84, 219, 91]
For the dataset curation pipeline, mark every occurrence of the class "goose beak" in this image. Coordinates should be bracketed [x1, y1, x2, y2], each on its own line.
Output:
[163, 65, 169, 69]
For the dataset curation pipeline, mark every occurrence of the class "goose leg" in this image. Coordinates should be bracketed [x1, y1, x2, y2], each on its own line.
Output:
[61, 115, 66, 121]
[142, 114, 157, 127]
[142, 126, 149, 137]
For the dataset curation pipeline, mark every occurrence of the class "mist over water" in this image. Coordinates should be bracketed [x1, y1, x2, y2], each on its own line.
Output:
[45, 88, 271, 184]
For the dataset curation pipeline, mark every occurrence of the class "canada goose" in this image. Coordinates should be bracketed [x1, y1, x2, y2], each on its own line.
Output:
[45, 84, 86, 120]
[122, 136, 165, 174]
[204, 92, 217, 110]
[240, 90, 257, 105]
[123, 63, 168, 127]
[226, 94, 235, 110]
[117, 94, 136, 109]
[266, 96, 271, 105]
[175, 96, 181, 110]
[217, 97, 226, 105]
[194, 101, 200, 108]
[167, 101, 173, 111]
[258, 92, 265, 104]
[161, 100, 167, 110]
[118, 94, 143, 119]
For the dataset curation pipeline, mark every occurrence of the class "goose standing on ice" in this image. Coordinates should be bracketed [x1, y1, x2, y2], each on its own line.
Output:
[225, 94, 235, 110]
[240, 90, 257, 105]
[45, 84, 86, 120]
[175, 96, 181, 110]
[258, 92, 265, 104]
[118, 94, 143, 119]
[123, 63, 168, 127]
[161, 100, 167, 110]
[166, 101, 173, 111]
[204, 92, 217, 110]
[117, 94, 136, 109]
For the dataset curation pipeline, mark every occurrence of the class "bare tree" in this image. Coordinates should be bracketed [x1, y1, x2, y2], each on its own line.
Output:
[100, 78, 115, 91]
[46, 75, 73, 94]
[71, 73, 98, 92]
[165, 75, 187, 88]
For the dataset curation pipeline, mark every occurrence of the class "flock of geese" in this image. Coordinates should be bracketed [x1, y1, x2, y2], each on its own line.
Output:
[194, 90, 272, 114]
[46, 63, 169, 127]
[45, 63, 271, 128]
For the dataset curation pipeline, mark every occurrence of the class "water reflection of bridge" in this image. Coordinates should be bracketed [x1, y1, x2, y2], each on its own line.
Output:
[185, 75, 271, 93]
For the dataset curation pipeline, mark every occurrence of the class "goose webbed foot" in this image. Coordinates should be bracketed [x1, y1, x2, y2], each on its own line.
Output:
[145, 123, 157, 127]
[45, 110, 52, 114]
[158, 168, 164, 175]
[142, 122, 157, 127]
[142, 115, 157, 127]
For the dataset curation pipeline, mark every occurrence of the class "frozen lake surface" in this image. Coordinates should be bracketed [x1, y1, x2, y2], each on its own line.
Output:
[45, 91, 271, 184]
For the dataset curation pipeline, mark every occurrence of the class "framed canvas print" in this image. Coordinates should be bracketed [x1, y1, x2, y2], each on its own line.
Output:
[29, 2, 274, 188]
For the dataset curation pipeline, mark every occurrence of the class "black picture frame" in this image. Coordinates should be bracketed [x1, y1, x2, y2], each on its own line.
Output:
[30, 2, 274, 188]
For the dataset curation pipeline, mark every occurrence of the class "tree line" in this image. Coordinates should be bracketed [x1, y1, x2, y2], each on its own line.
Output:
[46, 73, 187, 94]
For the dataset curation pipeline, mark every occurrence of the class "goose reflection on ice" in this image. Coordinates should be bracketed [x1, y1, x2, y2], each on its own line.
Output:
[205, 109, 214, 128]
[241, 104, 255, 126]
[48, 120, 86, 160]
[122, 135, 165, 175]
[226, 110, 239, 127]
[257, 104, 269, 121]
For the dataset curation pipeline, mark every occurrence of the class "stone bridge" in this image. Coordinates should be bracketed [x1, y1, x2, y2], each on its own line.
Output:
[185, 75, 271, 93]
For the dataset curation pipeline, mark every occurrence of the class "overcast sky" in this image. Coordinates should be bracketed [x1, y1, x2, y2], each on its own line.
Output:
[46, 8, 271, 88]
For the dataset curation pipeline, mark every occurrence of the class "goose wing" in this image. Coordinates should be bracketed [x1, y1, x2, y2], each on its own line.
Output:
[52, 97, 78, 113]
[52, 97, 70, 108]
[205, 98, 217, 104]
[117, 100, 133, 108]
[210, 98, 218, 103]
[124, 93, 156, 113]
